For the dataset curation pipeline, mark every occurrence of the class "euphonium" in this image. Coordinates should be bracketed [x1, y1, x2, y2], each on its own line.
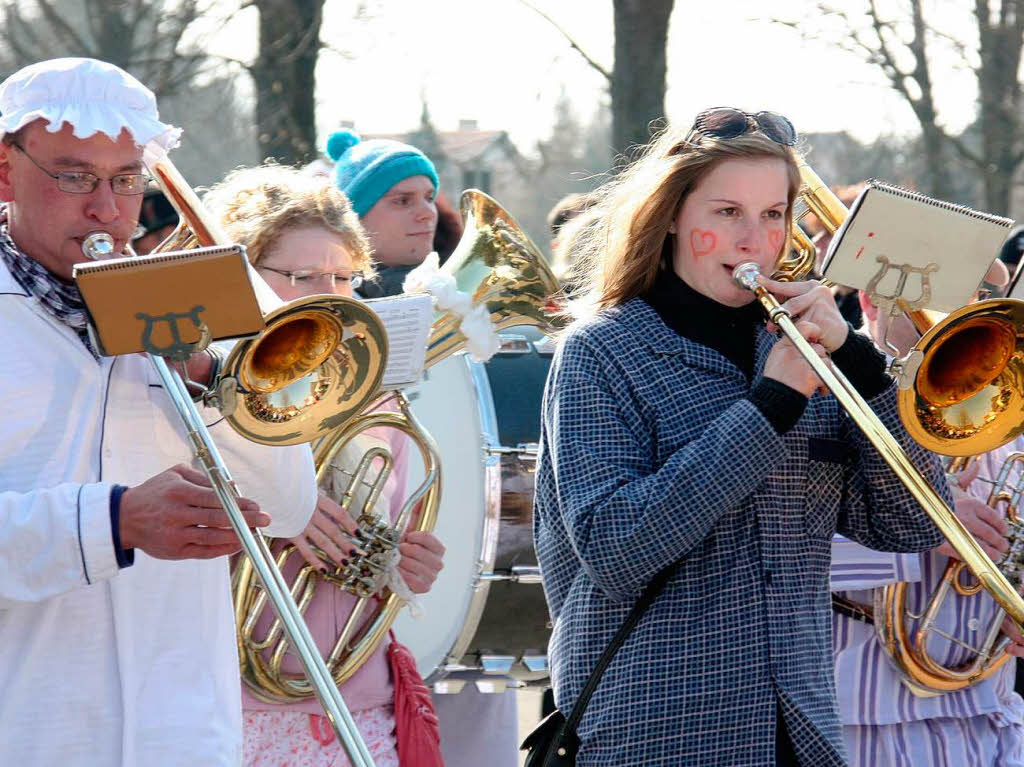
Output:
[875, 452, 1024, 695]
[424, 189, 566, 366]
[233, 189, 565, 700]
[783, 163, 1024, 692]
[141, 145, 382, 765]
[233, 390, 442, 700]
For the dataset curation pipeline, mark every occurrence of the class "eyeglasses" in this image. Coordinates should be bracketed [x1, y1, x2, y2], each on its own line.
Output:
[690, 108, 797, 147]
[8, 142, 150, 195]
[258, 266, 364, 290]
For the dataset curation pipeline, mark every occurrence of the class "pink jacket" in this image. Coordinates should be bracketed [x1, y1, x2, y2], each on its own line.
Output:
[241, 416, 411, 715]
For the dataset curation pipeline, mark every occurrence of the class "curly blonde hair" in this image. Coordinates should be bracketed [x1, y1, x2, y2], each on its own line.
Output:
[203, 164, 374, 277]
[567, 122, 804, 316]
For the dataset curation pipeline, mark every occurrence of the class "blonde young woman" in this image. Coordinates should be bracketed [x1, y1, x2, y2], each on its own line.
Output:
[205, 165, 446, 767]
[533, 109, 949, 766]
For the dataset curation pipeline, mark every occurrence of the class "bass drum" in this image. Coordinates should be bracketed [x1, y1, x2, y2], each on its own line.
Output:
[392, 329, 553, 689]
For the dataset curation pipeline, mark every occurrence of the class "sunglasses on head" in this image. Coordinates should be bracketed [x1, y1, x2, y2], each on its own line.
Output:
[690, 107, 797, 147]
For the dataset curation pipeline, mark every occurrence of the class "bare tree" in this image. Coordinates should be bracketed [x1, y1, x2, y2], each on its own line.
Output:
[0, 0, 209, 98]
[522, 0, 675, 157]
[777, 1, 1024, 214]
[0, 0, 260, 184]
[249, 0, 325, 164]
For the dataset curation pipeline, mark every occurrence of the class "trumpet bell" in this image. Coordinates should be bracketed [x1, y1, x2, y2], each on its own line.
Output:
[900, 298, 1024, 457]
[221, 295, 388, 446]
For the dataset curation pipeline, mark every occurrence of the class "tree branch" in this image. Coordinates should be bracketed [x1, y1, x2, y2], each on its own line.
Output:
[518, 0, 611, 82]
[35, 0, 93, 54]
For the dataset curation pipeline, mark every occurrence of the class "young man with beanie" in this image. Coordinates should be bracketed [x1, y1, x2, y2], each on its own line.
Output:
[0, 58, 316, 765]
[328, 128, 522, 767]
[327, 128, 439, 297]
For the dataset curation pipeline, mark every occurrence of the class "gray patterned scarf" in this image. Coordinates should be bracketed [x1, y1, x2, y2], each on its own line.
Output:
[0, 206, 97, 358]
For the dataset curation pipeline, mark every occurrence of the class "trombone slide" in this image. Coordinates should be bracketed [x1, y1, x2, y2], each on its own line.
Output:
[732, 262, 1024, 631]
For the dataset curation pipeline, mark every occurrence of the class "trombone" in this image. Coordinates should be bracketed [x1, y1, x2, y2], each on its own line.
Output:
[134, 144, 378, 766]
[732, 261, 1024, 632]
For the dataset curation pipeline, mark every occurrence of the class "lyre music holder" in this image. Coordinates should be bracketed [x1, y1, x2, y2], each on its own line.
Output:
[73, 244, 265, 360]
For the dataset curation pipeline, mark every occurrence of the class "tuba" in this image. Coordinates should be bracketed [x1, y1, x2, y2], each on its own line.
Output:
[140, 145, 382, 765]
[791, 163, 1024, 693]
[233, 189, 565, 700]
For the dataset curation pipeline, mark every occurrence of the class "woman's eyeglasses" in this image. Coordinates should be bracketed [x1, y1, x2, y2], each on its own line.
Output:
[690, 108, 797, 147]
[258, 266, 364, 289]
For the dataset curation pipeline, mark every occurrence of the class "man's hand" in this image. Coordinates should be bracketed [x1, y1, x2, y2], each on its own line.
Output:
[120, 464, 269, 560]
[936, 485, 1009, 562]
[1000, 614, 1024, 657]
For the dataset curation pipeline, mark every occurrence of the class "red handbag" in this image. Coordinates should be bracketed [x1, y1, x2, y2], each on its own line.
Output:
[387, 632, 445, 767]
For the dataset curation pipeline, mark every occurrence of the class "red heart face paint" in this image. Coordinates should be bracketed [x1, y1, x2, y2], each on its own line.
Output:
[768, 229, 784, 255]
[689, 228, 718, 257]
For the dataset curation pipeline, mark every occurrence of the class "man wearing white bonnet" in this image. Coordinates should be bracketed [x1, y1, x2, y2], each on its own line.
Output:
[0, 58, 316, 765]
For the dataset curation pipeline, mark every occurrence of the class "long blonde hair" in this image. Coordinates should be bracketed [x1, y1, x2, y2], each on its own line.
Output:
[204, 163, 374, 277]
[567, 124, 803, 316]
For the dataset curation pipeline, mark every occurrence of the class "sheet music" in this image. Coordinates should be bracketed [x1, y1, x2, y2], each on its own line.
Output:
[364, 293, 434, 389]
[821, 181, 1013, 312]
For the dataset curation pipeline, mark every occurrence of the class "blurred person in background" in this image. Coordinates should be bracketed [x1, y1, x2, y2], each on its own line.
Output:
[132, 187, 179, 254]
[329, 129, 521, 767]
[327, 130, 440, 299]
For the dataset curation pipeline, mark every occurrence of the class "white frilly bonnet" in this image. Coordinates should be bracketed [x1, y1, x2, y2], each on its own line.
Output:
[0, 57, 180, 149]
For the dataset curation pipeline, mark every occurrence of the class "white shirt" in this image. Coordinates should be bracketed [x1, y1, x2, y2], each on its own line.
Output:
[0, 260, 317, 766]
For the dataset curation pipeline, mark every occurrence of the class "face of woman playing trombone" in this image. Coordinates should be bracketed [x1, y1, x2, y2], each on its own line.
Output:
[669, 153, 850, 398]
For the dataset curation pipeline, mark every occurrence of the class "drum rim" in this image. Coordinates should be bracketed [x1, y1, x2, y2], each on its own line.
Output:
[425, 354, 504, 683]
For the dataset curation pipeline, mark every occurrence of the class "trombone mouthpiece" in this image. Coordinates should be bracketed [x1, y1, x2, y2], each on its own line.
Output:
[732, 262, 763, 291]
[82, 231, 115, 260]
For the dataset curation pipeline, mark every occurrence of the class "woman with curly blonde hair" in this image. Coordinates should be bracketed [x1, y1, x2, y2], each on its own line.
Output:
[206, 164, 446, 767]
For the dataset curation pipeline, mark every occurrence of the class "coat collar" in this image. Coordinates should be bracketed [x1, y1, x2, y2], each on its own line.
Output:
[0, 253, 28, 296]
[604, 297, 776, 381]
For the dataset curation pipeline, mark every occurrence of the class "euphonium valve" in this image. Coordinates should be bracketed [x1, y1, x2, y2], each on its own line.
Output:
[234, 390, 442, 700]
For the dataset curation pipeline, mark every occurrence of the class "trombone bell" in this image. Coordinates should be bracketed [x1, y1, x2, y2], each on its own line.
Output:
[240, 310, 342, 394]
[899, 299, 1024, 457]
[220, 296, 388, 446]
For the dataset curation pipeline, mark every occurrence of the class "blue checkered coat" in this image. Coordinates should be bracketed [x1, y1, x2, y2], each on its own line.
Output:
[534, 297, 947, 766]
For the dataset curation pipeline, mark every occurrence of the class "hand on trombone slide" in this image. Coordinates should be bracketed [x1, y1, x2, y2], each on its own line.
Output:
[759, 276, 849, 399]
[758, 276, 850, 351]
[120, 463, 270, 560]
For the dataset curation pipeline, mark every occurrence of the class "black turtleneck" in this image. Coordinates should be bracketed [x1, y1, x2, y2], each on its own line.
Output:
[643, 269, 890, 435]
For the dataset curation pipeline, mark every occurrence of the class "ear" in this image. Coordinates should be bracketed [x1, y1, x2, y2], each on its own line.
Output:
[0, 143, 14, 203]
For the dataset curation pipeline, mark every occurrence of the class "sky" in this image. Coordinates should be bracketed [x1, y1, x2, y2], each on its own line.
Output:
[214, 0, 984, 157]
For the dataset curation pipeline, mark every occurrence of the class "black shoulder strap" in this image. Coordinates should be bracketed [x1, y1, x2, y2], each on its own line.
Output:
[564, 563, 676, 732]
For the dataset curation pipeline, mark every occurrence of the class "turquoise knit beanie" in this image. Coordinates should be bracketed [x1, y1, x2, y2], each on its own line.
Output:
[326, 129, 439, 217]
